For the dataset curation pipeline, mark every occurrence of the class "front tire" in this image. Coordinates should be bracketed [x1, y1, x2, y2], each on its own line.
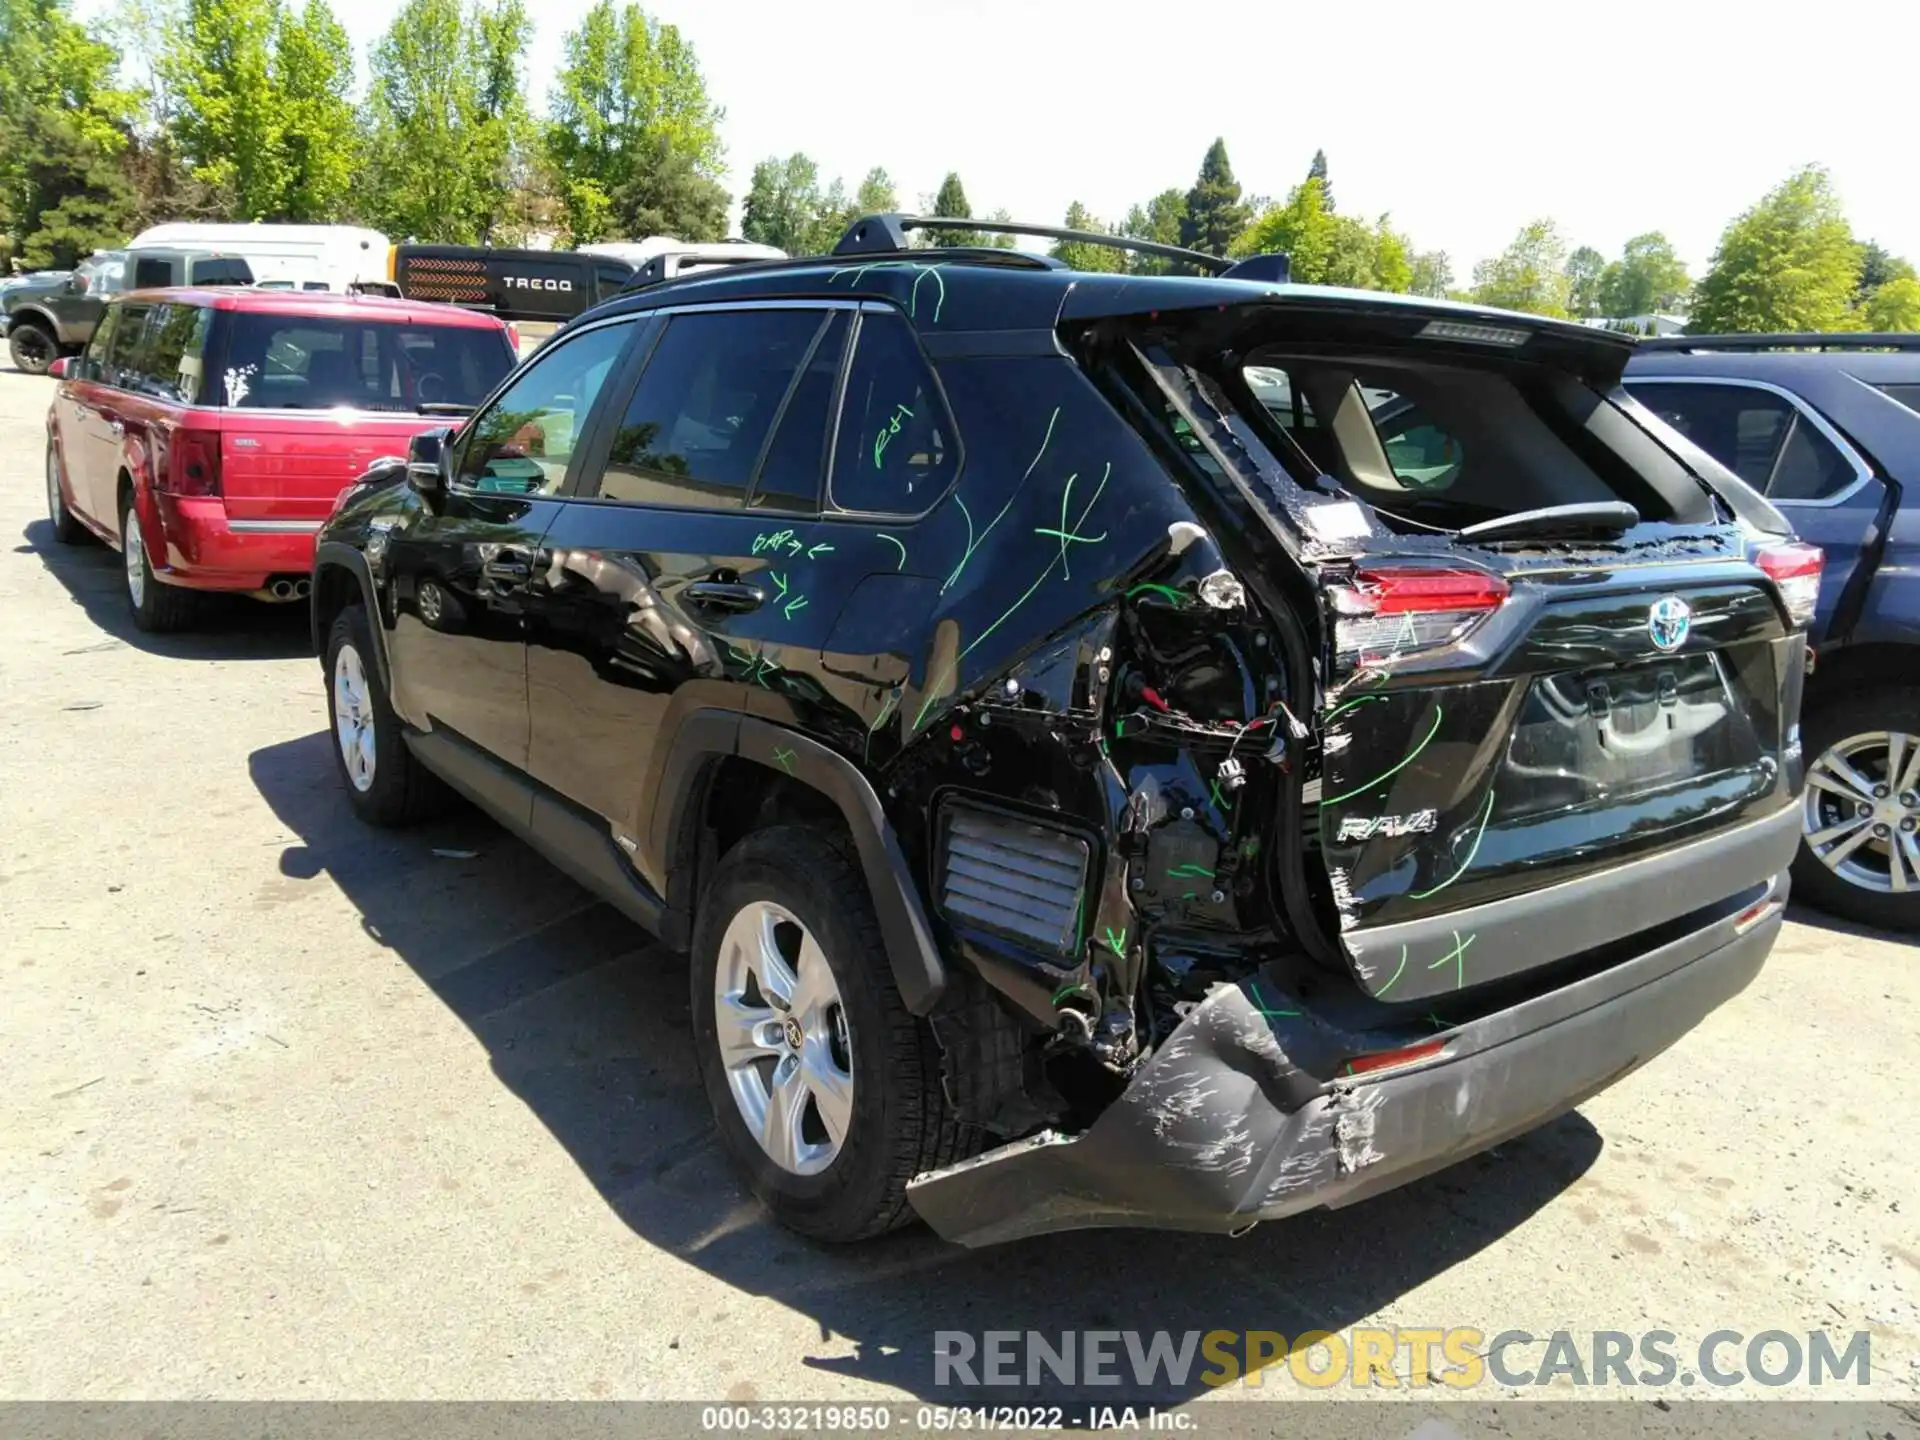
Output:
[9, 322, 56, 375]
[690, 826, 977, 1242]
[120, 491, 197, 632]
[1794, 685, 1920, 932]
[46, 440, 85, 544]
[324, 604, 447, 827]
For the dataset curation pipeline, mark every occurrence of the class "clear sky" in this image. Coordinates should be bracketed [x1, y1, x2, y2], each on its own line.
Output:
[102, 0, 1920, 277]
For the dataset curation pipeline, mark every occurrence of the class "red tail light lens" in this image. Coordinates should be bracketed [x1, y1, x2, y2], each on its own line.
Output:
[160, 426, 221, 497]
[1754, 541, 1822, 630]
[505, 322, 521, 352]
[1331, 565, 1509, 661]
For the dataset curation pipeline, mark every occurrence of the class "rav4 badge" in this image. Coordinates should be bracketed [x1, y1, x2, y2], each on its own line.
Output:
[1337, 809, 1439, 842]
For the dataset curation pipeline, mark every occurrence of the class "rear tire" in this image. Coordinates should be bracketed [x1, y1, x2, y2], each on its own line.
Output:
[9, 322, 56, 375]
[325, 603, 447, 827]
[120, 491, 198, 632]
[46, 440, 85, 545]
[690, 825, 979, 1242]
[1793, 685, 1920, 933]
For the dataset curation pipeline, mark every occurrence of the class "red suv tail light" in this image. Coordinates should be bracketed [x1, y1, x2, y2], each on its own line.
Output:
[505, 322, 521, 352]
[1754, 541, 1822, 630]
[159, 426, 222, 497]
[1329, 564, 1510, 661]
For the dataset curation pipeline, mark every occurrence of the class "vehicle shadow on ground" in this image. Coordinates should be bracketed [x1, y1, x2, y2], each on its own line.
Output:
[250, 728, 1603, 1406]
[19, 518, 311, 661]
[1784, 901, 1915, 949]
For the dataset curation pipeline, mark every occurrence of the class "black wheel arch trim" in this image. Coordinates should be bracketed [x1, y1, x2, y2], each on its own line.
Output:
[311, 542, 393, 691]
[647, 708, 948, 1015]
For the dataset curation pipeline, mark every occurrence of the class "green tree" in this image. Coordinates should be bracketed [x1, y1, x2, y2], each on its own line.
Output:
[1471, 219, 1574, 316]
[1854, 241, 1916, 308]
[1864, 275, 1920, 332]
[1180, 137, 1249, 257]
[741, 152, 823, 254]
[1407, 250, 1452, 298]
[106, 0, 221, 229]
[163, 0, 287, 218]
[928, 171, 975, 247]
[1233, 176, 1331, 272]
[1690, 166, 1861, 334]
[1565, 245, 1605, 318]
[365, 0, 536, 242]
[545, 0, 726, 243]
[855, 167, 896, 215]
[1, 0, 137, 266]
[1306, 147, 1332, 211]
[1597, 231, 1689, 318]
[271, 0, 358, 222]
[1051, 200, 1124, 272]
[1119, 186, 1186, 273]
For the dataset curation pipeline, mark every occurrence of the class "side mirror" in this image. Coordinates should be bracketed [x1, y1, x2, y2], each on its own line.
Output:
[406, 427, 452, 501]
[47, 357, 72, 380]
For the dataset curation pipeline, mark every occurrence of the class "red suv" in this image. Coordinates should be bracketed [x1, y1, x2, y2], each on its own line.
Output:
[43, 287, 517, 631]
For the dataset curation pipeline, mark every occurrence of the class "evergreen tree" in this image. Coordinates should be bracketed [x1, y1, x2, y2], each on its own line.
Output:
[1179, 138, 1249, 257]
[929, 171, 975, 247]
[1306, 147, 1332, 211]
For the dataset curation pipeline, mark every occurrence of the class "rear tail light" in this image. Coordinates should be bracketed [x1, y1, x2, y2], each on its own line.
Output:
[1329, 564, 1509, 662]
[1345, 1038, 1450, 1075]
[505, 322, 521, 351]
[1754, 541, 1821, 630]
[159, 426, 221, 497]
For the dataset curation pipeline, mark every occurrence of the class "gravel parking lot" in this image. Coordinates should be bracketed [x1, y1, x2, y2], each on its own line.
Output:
[1, 363, 1916, 1411]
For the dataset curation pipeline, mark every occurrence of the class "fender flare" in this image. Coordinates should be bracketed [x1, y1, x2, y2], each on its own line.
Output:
[8, 305, 64, 346]
[646, 709, 949, 1015]
[311, 541, 394, 690]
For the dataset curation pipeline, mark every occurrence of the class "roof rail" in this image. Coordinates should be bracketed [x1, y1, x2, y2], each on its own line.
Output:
[832, 212, 1289, 280]
[1637, 332, 1920, 353]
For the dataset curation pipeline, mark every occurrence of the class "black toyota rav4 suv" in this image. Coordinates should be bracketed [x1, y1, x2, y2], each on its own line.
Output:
[310, 214, 1812, 1247]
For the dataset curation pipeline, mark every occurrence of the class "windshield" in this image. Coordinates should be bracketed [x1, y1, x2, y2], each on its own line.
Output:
[219, 314, 513, 412]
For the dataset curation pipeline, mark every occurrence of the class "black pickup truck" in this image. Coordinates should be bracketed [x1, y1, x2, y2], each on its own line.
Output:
[3, 248, 252, 373]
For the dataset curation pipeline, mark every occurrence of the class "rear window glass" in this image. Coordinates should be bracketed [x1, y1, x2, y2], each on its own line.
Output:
[217, 315, 512, 411]
[1229, 354, 1683, 529]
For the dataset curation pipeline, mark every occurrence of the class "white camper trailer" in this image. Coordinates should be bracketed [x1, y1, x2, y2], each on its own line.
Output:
[126, 224, 391, 292]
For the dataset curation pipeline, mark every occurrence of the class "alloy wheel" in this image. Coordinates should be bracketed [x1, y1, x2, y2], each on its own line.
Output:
[333, 643, 378, 793]
[11, 327, 53, 373]
[713, 900, 854, 1177]
[1803, 730, 1920, 895]
[46, 446, 64, 526]
[122, 508, 145, 608]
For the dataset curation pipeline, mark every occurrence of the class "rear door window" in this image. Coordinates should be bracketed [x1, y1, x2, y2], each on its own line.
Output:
[829, 309, 955, 513]
[596, 307, 835, 512]
[218, 314, 514, 411]
[105, 303, 154, 389]
[127, 304, 211, 404]
[1629, 381, 1859, 500]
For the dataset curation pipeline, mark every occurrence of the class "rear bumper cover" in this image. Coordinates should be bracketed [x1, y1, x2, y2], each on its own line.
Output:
[907, 879, 1785, 1247]
[151, 495, 321, 589]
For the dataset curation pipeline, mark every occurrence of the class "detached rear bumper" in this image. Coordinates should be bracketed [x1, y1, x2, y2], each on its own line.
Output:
[907, 879, 1786, 1247]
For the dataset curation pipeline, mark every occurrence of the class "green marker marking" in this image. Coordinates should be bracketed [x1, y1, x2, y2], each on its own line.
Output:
[1248, 980, 1301, 1019]
[1126, 583, 1185, 604]
[768, 571, 789, 600]
[1114, 717, 1126, 738]
[864, 690, 900, 764]
[940, 407, 1059, 595]
[1408, 788, 1497, 901]
[772, 745, 796, 775]
[1166, 863, 1215, 879]
[806, 542, 834, 559]
[873, 403, 914, 470]
[1182, 890, 1197, 900]
[1032, 471, 1109, 579]
[1208, 780, 1226, 810]
[1375, 944, 1409, 998]
[783, 595, 808, 619]
[1323, 706, 1444, 805]
[1426, 930, 1475, 990]
[912, 456, 1109, 730]
[1102, 925, 1127, 958]
[1325, 694, 1387, 724]
[876, 533, 907, 571]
